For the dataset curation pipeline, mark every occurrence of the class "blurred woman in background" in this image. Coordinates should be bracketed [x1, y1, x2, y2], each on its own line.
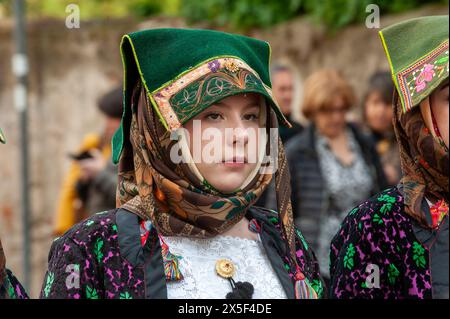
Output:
[363, 71, 401, 186]
[267, 69, 387, 283]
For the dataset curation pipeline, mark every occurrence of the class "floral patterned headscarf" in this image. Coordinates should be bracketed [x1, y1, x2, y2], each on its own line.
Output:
[116, 81, 296, 251]
[393, 91, 449, 228]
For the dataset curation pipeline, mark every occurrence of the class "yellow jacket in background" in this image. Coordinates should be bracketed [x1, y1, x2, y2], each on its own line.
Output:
[54, 133, 111, 236]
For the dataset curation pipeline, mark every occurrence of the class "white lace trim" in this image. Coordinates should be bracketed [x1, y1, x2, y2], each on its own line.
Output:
[162, 235, 288, 299]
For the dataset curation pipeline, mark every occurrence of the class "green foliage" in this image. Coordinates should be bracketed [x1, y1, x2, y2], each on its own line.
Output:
[179, 0, 448, 31]
[0, 0, 447, 31]
[180, 0, 303, 30]
[0, 0, 175, 19]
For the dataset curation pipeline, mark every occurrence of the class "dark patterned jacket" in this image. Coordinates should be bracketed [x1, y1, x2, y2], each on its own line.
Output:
[39, 206, 325, 299]
[330, 187, 448, 299]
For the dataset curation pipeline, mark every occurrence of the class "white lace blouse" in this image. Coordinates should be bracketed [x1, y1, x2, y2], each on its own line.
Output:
[162, 235, 287, 299]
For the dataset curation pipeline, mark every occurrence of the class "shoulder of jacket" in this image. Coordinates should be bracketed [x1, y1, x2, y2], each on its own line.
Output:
[51, 209, 118, 249]
[343, 187, 403, 237]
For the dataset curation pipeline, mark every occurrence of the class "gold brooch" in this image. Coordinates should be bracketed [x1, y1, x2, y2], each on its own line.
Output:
[224, 60, 239, 73]
[215, 259, 236, 278]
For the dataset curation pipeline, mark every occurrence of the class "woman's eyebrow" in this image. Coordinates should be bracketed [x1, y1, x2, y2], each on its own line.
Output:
[243, 103, 260, 110]
[212, 100, 261, 108]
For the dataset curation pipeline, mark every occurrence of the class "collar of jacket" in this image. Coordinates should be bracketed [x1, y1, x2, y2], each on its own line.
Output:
[116, 206, 296, 299]
[295, 123, 372, 160]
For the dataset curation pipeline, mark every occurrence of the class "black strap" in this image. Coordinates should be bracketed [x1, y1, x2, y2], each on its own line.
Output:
[247, 207, 296, 299]
[116, 208, 167, 299]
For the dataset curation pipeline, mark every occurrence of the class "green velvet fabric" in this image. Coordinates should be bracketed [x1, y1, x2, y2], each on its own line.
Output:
[125, 28, 272, 92]
[379, 15, 449, 112]
[112, 28, 289, 164]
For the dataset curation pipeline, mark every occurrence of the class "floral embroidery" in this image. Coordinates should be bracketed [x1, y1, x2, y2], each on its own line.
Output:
[398, 40, 449, 112]
[412, 241, 426, 268]
[373, 213, 384, 225]
[7, 281, 15, 298]
[311, 278, 323, 297]
[377, 194, 396, 214]
[207, 60, 220, 73]
[295, 228, 309, 251]
[86, 286, 99, 299]
[349, 207, 359, 216]
[415, 64, 435, 92]
[343, 243, 355, 270]
[151, 57, 280, 131]
[387, 264, 400, 285]
[93, 238, 104, 263]
[330, 187, 434, 299]
[169, 67, 263, 124]
[85, 220, 94, 227]
[120, 291, 133, 299]
[224, 59, 239, 72]
[43, 272, 54, 298]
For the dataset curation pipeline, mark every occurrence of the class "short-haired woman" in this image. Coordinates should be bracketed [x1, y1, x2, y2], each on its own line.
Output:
[267, 69, 387, 283]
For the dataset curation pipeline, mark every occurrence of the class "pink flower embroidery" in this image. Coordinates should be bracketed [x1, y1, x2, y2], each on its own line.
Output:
[415, 64, 435, 92]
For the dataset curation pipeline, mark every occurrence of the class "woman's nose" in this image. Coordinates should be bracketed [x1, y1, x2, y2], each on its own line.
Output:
[225, 118, 249, 146]
[233, 127, 249, 145]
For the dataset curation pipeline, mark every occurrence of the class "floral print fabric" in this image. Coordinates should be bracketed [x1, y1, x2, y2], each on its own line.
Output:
[330, 187, 435, 299]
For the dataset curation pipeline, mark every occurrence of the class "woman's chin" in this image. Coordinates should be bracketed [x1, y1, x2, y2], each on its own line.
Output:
[207, 176, 247, 194]
[202, 163, 256, 193]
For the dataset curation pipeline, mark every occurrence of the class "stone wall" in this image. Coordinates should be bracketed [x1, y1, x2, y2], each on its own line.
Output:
[0, 5, 447, 297]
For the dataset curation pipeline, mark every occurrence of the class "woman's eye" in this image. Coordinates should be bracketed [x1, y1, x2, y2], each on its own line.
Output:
[205, 113, 223, 120]
[243, 113, 259, 121]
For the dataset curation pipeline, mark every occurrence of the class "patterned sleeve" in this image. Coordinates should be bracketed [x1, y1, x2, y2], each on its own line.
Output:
[40, 236, 100, 299]
[329, 206, 374, 298]
[0, 270, 29, 299]
[329, 201, 401, 299]
[0, 238, 28, 299]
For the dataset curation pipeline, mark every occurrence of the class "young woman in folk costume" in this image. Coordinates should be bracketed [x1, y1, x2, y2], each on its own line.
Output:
[330, 15, 449, 299]
[39, 29, 324, 299]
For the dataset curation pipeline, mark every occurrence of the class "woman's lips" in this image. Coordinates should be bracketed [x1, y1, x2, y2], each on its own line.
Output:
[222, 162, 246, 168]
[222, 156, 247, 167]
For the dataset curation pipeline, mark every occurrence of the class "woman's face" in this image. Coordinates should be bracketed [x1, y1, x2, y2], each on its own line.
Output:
[314, 96, 348, 138]
[183, 93, 263, 193]
[430, 82, 449, 148]
[365, 91, 394, 134]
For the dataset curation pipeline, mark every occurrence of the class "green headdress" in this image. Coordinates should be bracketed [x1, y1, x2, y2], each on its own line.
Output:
[379, 15, 449, 113]
[112, 28, 290, 164]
